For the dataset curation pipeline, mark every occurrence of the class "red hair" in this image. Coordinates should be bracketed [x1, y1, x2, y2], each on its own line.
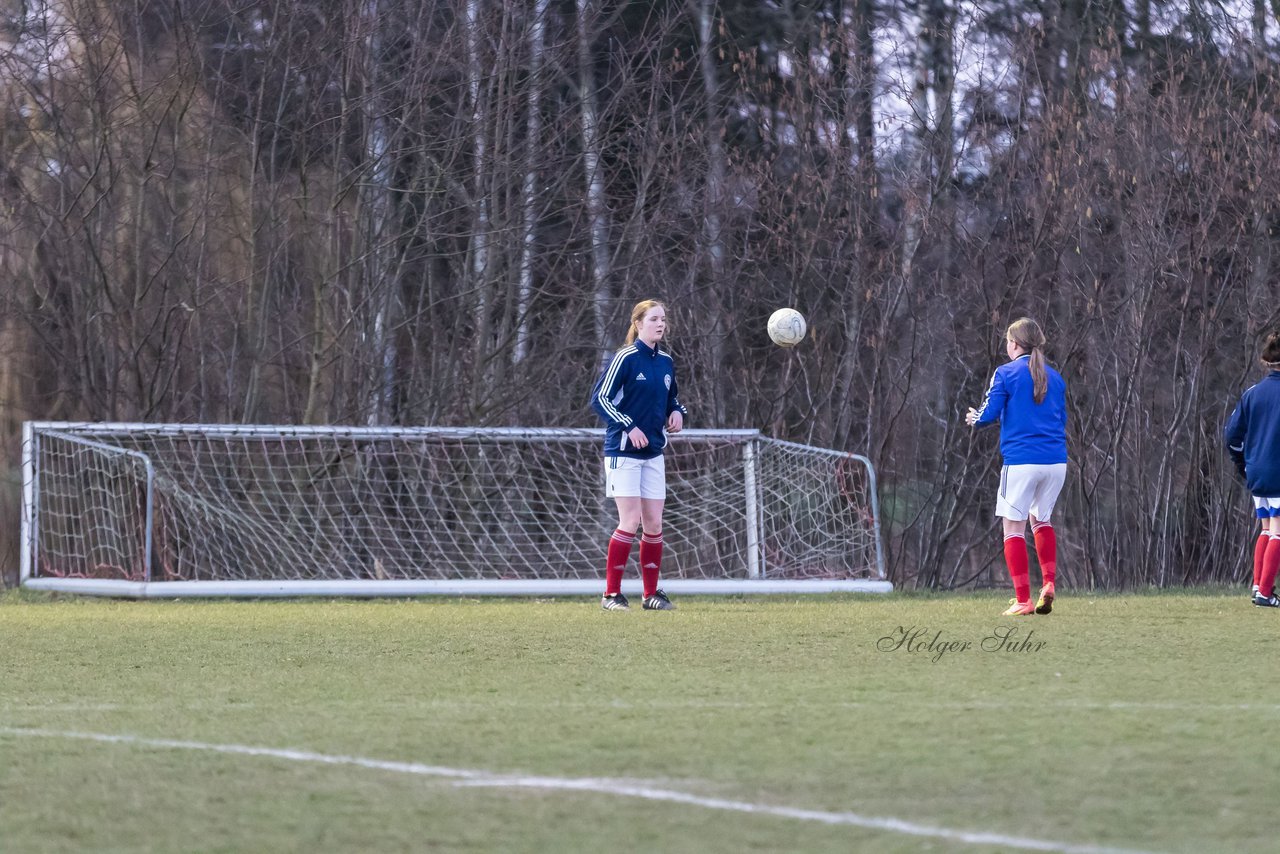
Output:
[625, 300, 667, 345]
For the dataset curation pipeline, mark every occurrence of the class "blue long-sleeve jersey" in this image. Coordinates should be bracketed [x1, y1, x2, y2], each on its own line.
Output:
[1224, 372, 1280, 496]
[972, 354, 1068, 465]
[590, 339, 688, 459]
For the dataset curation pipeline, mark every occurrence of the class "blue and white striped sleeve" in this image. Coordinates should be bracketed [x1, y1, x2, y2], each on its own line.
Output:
[591, 349, 634, 428]
[972, 368, 1007, 427]
[667, 365, 687, 417]
[1224, 395, 1248, 479]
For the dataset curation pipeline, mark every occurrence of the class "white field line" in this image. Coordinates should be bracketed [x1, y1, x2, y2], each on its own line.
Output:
[0, 726, 1160, 854]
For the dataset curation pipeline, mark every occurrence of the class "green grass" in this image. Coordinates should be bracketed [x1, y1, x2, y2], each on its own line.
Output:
[0, 589, 1272, 853]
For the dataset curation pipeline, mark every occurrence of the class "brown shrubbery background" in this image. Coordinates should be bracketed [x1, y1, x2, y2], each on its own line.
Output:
[2, 1, 1276, 588]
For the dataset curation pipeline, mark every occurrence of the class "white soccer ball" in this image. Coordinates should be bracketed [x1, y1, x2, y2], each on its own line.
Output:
[767, 308, 807, 347]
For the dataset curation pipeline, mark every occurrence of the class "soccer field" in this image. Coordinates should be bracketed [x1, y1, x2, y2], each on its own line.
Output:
[0, 590, 1269, 853]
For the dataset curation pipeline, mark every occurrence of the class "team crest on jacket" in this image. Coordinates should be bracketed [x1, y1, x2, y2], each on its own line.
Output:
[665, 374, 672, 389]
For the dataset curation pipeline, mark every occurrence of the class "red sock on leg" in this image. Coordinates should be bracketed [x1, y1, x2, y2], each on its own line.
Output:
[1004, 534, 1031, 603]
[1254, 532, 1270, 589]
[1032, 523, 1057, 586]
[604, 529, 635, 596]
[1260, 536, 1280, 598]
[639, 532, 663, 597]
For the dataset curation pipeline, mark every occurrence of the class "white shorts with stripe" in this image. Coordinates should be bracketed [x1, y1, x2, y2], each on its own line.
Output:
[1253, 497, 1280, 518]
[996, 463, 1067, 522]
[605, 455, 666, 500]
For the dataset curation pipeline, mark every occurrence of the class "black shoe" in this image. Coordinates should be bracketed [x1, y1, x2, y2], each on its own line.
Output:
[642, 589, 675, 610]
[1253, 592, 1280, 608]
[601, 592, 630, 611]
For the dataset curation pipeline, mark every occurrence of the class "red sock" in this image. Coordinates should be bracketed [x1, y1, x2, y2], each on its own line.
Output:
[1004, 534, 1031, 603]
[1032, 523, 1057, 586]
[1254, 533, 1270, 589]
[1261, 537, 1280, 598]
[639, 532, 663, 597]
[604, 529, 635, 595]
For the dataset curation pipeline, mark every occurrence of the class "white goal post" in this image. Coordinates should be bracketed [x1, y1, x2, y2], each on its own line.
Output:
[20, 422, 890, 598]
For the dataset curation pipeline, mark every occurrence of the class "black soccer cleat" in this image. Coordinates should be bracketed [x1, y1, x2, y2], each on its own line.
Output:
[601, 592, 630, 611]
[1253, 592, 1280, 608]
[642, 589, 676, 610]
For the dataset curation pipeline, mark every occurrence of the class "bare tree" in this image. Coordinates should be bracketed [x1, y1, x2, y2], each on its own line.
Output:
[576, 0, 613, 359]
[514, 0, 551, 365]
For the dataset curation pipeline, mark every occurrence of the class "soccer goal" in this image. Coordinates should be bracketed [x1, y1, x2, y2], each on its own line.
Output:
[20, 422, 889, 598]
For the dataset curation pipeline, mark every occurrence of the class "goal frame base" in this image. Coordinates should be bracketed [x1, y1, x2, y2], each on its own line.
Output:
[20, 578, 893, 599]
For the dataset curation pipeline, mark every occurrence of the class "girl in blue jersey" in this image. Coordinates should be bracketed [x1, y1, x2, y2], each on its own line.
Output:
[966, 317, 1068, 616]
[590, 299, 688, 611]
[1224, 331, 1280, 608]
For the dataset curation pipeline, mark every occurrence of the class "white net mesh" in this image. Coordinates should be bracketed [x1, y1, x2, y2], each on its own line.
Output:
[27, 425, 884, 584]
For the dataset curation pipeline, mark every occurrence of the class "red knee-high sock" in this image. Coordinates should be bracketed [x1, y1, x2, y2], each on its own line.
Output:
[1260, 536, 1280, 598]
[1032, 523, 1057, 586]
[1004, 534, 1031, 604]
[639, 532, 663, 597]
[1254, 533, 1270, 589]
[604, 529, 635, 596]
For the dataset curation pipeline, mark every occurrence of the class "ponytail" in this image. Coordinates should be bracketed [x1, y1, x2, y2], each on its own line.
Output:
[1027, 348, 1048, 404]
[1007, 317, 1049, 404]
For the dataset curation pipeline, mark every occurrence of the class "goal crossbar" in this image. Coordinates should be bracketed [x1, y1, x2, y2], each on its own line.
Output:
[21, 422, 889, 598]
[19, 578, 894, 599]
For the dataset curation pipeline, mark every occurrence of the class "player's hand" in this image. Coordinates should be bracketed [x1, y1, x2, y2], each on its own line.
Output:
[965, 407, 979, 426]
[666, 411, 683, 433]
[627, 426, 649, 448]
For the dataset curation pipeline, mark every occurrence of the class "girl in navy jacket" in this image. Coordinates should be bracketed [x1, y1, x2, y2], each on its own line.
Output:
[1224, 331, 1280, 607]
[590, 300, 688, 611]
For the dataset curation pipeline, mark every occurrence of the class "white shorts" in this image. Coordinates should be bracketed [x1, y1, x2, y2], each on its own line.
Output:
[1254, 497, 1280, 518]
[605, 455, 666, 500]
[996, 463, 1067, 521]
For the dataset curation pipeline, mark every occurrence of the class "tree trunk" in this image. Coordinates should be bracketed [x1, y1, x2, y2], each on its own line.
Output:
[694, 0, 728, 424]
[515, 0, 550, 366]
[576, 0, 612, 359]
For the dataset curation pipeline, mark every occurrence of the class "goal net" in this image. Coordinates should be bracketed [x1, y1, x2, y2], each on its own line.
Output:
[21, 423, 888, 597]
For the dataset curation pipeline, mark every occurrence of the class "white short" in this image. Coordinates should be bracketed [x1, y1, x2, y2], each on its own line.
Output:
[605, 455, 666, 500]
[996, 463, 1067, 521]
[1254, 497, 1280, 518]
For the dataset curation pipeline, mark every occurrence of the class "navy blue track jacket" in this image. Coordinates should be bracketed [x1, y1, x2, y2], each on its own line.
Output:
[1225, 372, 1280, 496]
[971, 354, 1069, 465]
[590, 339, 688, 459]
